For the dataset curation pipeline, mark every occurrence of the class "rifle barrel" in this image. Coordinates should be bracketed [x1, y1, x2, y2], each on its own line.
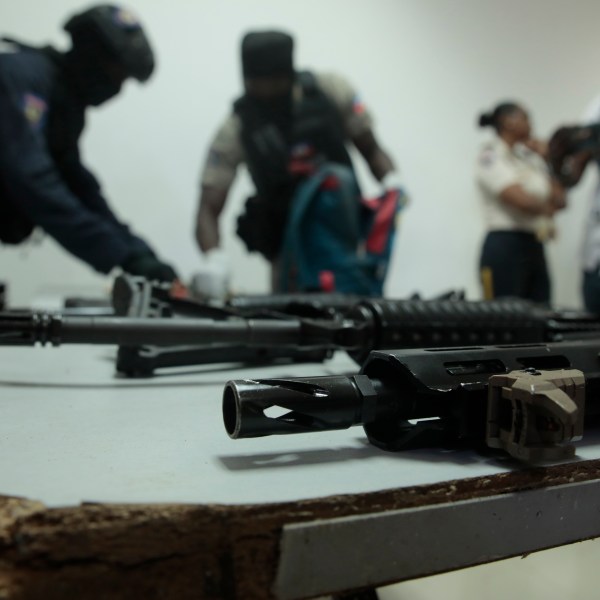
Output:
[0, 314, 307, 347]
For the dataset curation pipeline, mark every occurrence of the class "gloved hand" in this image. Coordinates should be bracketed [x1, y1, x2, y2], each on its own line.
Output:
[380, 171, 409, 208]
[121, 252, 178, 283]
[190, 247, 230, 301]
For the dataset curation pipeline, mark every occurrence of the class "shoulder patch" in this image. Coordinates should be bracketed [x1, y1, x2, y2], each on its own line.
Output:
[352, 95, 366, 115]
[479, 148, 496, 167]
[207, 149, 223, 167]
[22, 93, 47, 130]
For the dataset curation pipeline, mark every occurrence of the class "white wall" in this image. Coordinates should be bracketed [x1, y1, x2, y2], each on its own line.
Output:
[1, 0, 600, 306]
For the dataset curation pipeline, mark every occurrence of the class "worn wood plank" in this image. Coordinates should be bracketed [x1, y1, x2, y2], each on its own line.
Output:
[2, 459, 600, 600]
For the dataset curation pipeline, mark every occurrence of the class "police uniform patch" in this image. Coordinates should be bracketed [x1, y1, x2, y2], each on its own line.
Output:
[22, 93, 47, 130]
[207, 149, 222, 167]
[352, 95, 366, 115]
[290, 142, 314, 158]
[113, 7, 140, 29]
[479, 148, 496, 167]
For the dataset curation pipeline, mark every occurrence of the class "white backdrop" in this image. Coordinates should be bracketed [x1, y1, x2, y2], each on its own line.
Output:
[1, 0, 600, 307]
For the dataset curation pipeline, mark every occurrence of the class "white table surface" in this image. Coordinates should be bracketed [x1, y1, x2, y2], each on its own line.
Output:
[1, 345, 599, 508]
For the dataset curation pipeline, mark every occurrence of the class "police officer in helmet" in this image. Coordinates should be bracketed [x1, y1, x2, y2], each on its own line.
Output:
[0, 4, 177, 282]
[194, 30, 402, 297]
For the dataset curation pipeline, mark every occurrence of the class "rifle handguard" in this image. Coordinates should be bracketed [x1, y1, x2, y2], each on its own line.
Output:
[487, 368, 585, 462]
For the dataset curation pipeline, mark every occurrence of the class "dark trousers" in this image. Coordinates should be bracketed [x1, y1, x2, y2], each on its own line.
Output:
[583, 269, 600, 314]
[479, 230, 550, 304]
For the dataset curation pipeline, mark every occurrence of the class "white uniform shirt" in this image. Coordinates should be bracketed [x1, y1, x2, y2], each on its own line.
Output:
[581, 95, 600, 271]
[476, 136, 552, 235]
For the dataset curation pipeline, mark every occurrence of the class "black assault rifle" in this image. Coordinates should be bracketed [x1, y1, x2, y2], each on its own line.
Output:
[110, 275, 358, 374]
[1, 285, 600, 379]
[110, 275, 466, 375]
[223, 339, 600, 463]
[108, 276, 600, 375]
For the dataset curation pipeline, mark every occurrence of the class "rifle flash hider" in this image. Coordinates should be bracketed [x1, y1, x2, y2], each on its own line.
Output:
[486, 368, 585, 462]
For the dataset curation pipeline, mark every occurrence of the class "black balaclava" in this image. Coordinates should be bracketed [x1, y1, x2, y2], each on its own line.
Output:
[242, 31, 294, 79]
[241, 31, 295, 133]
[63, 42, 123, 107]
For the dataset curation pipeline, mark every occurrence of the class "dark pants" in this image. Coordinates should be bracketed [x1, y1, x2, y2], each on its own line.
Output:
[583, 270, 600, 314]
[479, 230, 550, 304]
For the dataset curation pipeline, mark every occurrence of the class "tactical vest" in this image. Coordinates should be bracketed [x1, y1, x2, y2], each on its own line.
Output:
[234, 71, 354, 259]
[234, 71, 352, 200]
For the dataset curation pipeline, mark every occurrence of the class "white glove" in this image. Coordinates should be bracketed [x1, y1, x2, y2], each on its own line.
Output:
[190, 248, 230, 301]
[381, 171, 404, 190]
[381, 171, 409, 208]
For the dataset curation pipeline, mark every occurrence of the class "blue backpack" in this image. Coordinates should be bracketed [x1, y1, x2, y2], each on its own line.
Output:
[278, 164, 404, 295]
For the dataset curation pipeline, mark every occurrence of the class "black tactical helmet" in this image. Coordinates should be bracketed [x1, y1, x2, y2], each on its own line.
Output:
[64, 4, 154, 82]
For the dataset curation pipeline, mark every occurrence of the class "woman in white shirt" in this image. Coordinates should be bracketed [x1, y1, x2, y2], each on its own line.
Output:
[476, 101, 566, 304]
